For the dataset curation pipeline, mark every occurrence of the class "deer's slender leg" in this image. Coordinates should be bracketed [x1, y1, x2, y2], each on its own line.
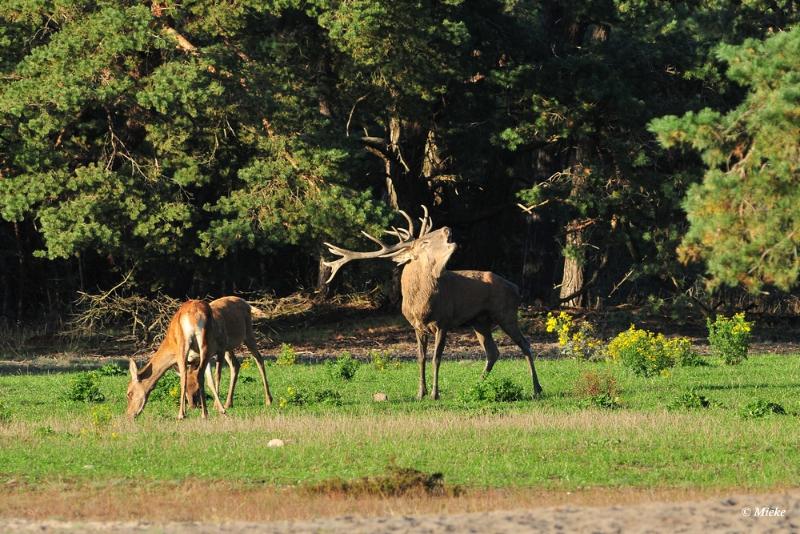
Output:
[474, 323, 500, 378]
[214, 357, 223, 395]
[430, 329, 447, 400]
[416, 330, 429, 400]
[245, 336, 272, 406]
[178, 341, 189, 420]
[223, 351, 240, 409]
[501, 321, 543, 398]
[203, 355, 227, 415]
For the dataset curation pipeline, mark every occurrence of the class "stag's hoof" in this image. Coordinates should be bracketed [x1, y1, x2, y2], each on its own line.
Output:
[430, 391, 440, 400]
[416, 391, 427, 400]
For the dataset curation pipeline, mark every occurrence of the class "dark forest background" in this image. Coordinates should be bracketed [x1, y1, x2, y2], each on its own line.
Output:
[1, 0, 799, 327]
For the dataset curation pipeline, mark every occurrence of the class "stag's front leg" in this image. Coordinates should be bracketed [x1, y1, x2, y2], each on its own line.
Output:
[430, 329, 447, 400]
[415, 330, 428, 400]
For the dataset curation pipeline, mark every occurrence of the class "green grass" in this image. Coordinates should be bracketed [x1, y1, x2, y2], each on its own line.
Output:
[0, 354, 799, 490]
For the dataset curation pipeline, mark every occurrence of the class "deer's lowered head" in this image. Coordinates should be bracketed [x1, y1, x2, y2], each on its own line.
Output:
[126, 358, 149, 419]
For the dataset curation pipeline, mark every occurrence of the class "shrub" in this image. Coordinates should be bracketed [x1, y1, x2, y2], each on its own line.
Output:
[97, 362, 126, 376]
[278, 385, 309, 407]
[314, 388, 344, 406]
[606, 326, 695, 376]
[369, 349, 399, 370]
[276, 343, 297, 366]
[65, 371, 106, 403]
[667, 389, 713, 410]
[327, 352, 361, 380]
[545, 311, 603, 360]
[461, 377, 525, 403]
[575, 370, 621, 409]
[707, 312, 752, 365]
[739, 399, 786, 418]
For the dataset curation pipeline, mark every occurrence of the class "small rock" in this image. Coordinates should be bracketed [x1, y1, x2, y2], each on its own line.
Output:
[267, 438, 285, 448]
[373, 392, 388, 402]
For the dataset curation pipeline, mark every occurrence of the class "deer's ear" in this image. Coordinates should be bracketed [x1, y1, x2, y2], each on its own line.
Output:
[391, 249, 415, 265]
[128, 358, 140, 382]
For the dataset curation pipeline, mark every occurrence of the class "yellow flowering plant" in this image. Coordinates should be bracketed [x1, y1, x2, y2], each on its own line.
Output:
[707, 312, 752, 365]
[606, 325, 697, 376]
[545, 311, 603, 360]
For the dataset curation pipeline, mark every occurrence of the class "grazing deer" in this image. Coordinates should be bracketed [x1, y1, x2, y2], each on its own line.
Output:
[184, 296, 273, 410]
[126, 299, 226, 419]
[324, 207, 543, 400]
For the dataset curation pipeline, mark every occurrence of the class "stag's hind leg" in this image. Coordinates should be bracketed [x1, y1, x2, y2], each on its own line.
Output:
[415, 330, 429, 400]
[222, 351, 240, 409]
[473, 323, 500, 378]
[244, 336, 272, 406]
[499, 320, 543, 398]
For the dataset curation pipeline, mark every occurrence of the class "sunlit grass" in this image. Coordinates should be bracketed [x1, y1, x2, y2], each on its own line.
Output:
[0, 354, 798, 489]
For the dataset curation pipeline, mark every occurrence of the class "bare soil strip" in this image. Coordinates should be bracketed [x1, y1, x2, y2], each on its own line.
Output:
[1, 487, 798, 532]
[2, 484, 798, 528]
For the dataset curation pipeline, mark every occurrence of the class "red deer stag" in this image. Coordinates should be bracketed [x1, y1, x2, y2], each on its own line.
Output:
[126, 300, 225, 419]
[324, 207, 543, 400]
[184, 296, 273, 410]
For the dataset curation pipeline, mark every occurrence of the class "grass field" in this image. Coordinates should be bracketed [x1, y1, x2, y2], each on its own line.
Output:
[0, 353, 799, 492]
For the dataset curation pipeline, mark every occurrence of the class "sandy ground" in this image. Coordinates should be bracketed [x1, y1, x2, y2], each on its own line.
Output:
[1, 489, 798, 532]
[0, 490, 800, 534]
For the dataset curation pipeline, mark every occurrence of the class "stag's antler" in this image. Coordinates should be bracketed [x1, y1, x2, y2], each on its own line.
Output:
[418, 205, 433, 237]
[323, 209, 418, 283]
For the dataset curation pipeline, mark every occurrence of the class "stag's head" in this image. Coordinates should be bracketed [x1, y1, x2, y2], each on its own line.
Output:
[324, 206, 456, 282]
[126, 358, 149, 419]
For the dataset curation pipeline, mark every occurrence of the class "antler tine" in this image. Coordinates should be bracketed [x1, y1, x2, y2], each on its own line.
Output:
[418, 205, 433, 237]
[396, 209, 415, 238]
[385, 226, 412, 243]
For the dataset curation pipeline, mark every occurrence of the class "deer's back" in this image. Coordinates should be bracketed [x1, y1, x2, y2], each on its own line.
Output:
[209, 296, 253, 351]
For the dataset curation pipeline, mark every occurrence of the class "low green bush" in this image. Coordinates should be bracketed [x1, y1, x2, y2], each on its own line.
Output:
[667, 390, 713, 410]
[369, 349, 400, 370]
[65, 371, 106, 403]
[708, 313, 752, 365]
[326, 352, 361, 380]
[460, 377, 525, 403]
[276, 343, 297, 366]
[96, 363, 126, 376]
[739, 399, 786, 418]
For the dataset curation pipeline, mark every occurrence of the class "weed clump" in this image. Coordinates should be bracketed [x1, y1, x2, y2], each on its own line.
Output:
[667, 389, 714, 410]
[96, 362, 126, 376]
[276, 343, 297, 366]
[369, 349, 399, 370]
[326, 352, 361, 380]
[575, 370, 621, 409]
[739, 399, 786, 418]
[307, 466, 459, 497]
[461, 377, 525, 403]
[708, 313, 752, 365]
[278, 385, 343, 407]
[65, 371, 106, 403]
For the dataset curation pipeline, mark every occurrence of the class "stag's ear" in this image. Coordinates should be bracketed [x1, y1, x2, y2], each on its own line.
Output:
[391, 249, 415, 265]
[128, 358, 140, 382]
